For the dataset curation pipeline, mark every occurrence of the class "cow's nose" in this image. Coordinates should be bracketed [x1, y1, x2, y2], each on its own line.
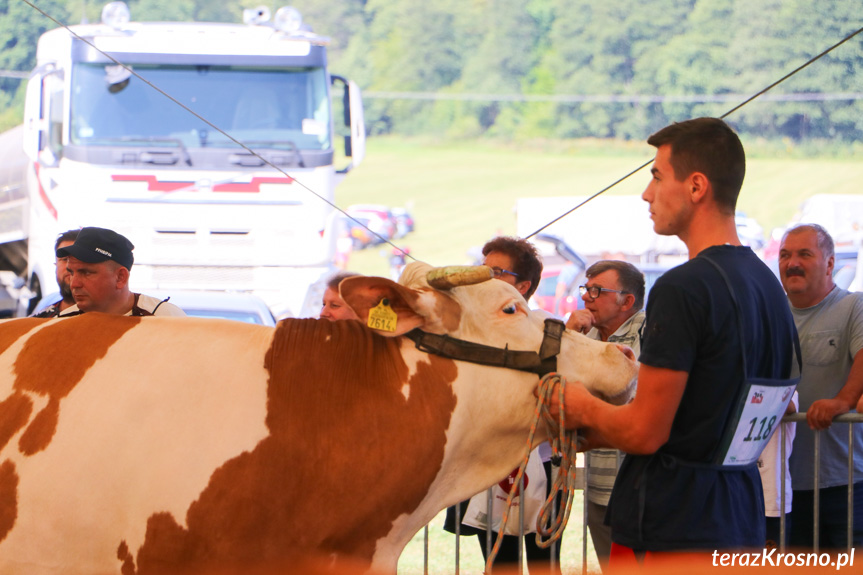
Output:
[615, 344, 635, 361]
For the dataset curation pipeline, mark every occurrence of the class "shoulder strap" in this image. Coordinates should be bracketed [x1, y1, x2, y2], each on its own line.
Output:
[130, 293, 170, 316]
[700, 254, 802, 375]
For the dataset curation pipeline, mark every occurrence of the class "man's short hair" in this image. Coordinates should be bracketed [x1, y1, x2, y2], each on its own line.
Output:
[481, 236, 543, 300]
[782, 223, 835, 260]
[647, 117, 746, 213]
[54, 229, 80, 251]
[326, 270, 361, 292]
[585, 260, 645, 310]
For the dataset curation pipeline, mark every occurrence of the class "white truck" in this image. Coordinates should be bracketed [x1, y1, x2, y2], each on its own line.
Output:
[0, 2, 365, 317]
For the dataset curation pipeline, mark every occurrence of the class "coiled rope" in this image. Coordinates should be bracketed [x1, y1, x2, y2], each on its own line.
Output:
[484, 372, 580, 573]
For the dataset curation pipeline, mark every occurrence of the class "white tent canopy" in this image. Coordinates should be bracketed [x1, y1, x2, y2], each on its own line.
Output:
[517, 196, 686, 260]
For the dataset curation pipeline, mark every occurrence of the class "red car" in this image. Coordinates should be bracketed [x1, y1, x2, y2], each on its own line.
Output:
[531, 264, 583, 317]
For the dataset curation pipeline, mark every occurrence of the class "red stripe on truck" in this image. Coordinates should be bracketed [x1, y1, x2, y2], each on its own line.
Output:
[112, 175, 293, 192]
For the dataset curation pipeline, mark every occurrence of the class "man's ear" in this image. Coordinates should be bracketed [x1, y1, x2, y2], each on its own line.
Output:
[515, 280, 531, 297]
[116, 266, 130, 288]
[620, 292, 636, 312]
[690, 172, 710, 204]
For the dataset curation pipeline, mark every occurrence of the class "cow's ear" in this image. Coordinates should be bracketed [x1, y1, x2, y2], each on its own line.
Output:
[340, 276, 457, 336]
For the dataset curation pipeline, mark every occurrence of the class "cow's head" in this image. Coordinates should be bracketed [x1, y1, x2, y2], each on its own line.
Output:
[340, 261, 637, 403]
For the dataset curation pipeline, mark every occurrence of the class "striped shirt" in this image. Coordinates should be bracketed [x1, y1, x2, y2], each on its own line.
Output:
[585, 310, 644, 506]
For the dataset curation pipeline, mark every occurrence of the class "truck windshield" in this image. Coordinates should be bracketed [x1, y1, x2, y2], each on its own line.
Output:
[70, 63, 330, 151]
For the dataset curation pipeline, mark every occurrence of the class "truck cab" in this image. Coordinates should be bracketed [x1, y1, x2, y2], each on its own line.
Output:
[8, 1, 365, 317]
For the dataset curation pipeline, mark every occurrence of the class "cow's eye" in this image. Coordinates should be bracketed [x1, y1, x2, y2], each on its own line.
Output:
[503, 303, 517, 315]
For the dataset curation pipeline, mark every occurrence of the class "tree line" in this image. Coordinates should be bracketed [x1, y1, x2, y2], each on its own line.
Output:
[2, 0, 862, 142]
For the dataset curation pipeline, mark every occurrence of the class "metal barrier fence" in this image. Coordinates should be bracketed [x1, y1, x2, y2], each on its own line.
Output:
[777, 412, 862, 555]
[403, 412, 862, 574]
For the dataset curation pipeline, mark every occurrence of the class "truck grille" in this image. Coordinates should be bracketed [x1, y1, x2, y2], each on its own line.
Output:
[149, 265, 255, 286]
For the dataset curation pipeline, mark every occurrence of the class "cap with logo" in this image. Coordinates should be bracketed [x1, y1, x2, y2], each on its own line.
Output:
[56, 227, 135, 270]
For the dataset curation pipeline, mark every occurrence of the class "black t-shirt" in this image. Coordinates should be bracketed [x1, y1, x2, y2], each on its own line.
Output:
[608, 245, 797, 551]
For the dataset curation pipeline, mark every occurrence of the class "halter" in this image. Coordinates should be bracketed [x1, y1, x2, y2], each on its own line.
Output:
[403, 318, 566, 376]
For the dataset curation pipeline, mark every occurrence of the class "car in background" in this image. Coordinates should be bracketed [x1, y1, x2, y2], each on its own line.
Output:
[339, 214, 377, 250]
[346, 204, 397, 245]
[827, 248, 863, 291]
[150, 291, 277, 325]
[32, 290, 277, 326]
[390, 207, 415, 238]
[529, 234, 588, 317]
[736, 211, 765, 250]
[533, 263, 584, 317]
[344, 204, 416, 248]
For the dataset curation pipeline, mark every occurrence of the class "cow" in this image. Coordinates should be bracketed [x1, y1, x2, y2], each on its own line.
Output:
[0, 262, 637, 575]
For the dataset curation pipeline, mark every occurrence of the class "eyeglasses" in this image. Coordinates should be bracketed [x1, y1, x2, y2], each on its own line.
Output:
[490, 267, 519, 280]
[579, 285, 627, 300]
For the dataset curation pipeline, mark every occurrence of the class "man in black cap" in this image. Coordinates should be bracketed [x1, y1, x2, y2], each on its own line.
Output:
[57, 227, 185, 317]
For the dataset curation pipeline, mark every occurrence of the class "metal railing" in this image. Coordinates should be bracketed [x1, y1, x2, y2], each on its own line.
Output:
[409, 412, 862, 574]
[777, 412, 863, 554]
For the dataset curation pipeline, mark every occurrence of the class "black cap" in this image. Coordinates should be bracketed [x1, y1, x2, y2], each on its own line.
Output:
[57, 227, 135, 270]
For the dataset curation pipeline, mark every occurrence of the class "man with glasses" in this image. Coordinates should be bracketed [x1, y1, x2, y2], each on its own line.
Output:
[549, 118, 798, 563]
[566, 260, 645, 572]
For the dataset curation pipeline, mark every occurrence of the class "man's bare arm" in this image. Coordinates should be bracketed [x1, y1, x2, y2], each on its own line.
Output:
[808, 349, 863, 430]
[549, 364, 688, 455]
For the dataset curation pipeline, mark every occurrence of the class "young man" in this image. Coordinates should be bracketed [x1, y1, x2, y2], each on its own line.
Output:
[57, 226, 185, 317]
[550, 118, 798, 560]
[567, 260, 645, 570]
[778, 223, 863, 548]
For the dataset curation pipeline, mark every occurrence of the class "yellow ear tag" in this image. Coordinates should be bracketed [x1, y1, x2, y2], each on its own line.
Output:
[368, 298, 398, 332]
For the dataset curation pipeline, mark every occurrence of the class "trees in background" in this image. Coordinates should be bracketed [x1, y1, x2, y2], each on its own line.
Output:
[1, 0, 861, 142]
[0, 0, 68, 128]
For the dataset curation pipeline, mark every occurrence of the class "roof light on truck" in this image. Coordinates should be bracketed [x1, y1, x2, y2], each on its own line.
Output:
[274, 7, 304, 33]
[101, 2, 130, 29]
[243, 5, 305, 33]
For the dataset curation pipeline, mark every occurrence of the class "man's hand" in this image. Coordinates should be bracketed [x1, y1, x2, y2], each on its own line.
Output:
[566, 309, 595, 334]
[546, 379, 596, 430]
[806, 398, 849, 430]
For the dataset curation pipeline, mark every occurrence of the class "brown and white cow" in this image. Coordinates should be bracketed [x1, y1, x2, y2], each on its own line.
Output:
[0, 262, 636, 575]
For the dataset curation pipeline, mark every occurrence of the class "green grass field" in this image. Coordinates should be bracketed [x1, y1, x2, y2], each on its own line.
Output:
[335, 137, 863, 277]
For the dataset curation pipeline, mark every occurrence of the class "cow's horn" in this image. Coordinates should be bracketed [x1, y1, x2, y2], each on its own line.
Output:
[427, 265, 495, 290]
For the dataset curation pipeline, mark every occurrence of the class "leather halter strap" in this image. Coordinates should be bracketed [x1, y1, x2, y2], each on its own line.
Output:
[403, 318, 566, 376]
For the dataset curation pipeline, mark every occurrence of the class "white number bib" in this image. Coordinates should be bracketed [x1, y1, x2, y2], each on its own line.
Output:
[720, 383, 797, 465]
